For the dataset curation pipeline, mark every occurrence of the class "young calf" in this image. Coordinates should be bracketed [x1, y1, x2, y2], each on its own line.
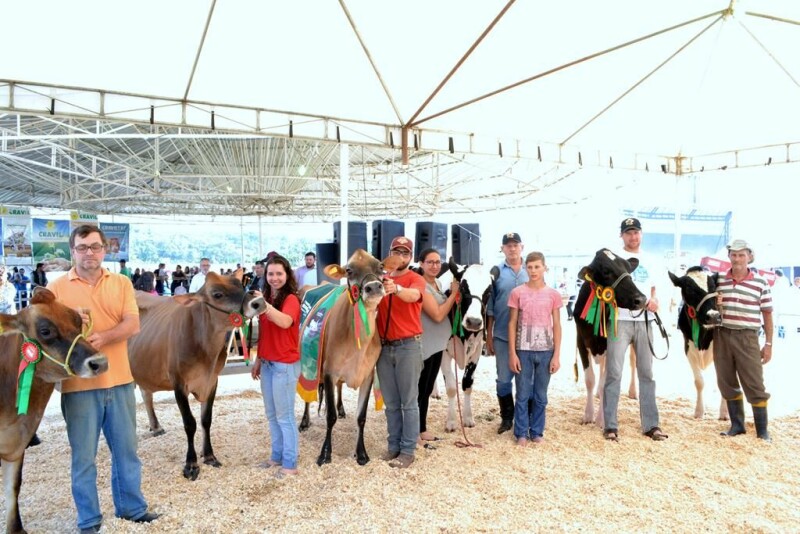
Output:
[669, 267, 728, 420]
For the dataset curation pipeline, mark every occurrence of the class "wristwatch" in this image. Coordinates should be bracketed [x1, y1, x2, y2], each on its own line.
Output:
[764, 342, 772, 346]
[395, 284, 403, 295]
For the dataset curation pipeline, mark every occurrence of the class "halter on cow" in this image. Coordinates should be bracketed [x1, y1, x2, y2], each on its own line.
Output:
[1, 289, 108, 534]
[574, 249, 647, 427]
[669, 267, 728, 420]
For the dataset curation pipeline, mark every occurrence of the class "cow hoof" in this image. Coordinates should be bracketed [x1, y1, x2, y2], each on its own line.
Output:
[444, 424, 457, 433]
[151, 428, 166, 437]
[316, 455, 331, 466]
[337, 409, 346, 419]
[356, 454, 370, 466]
[464, 419, 476, 428]
[203, 457, 222, 468]
[298, 422, 310, 432]
[718, 414, 730, 421]
[183, 464, 200, 481]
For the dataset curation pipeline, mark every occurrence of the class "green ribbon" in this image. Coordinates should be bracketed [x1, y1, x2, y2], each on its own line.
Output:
[691, 318, 700, 349]
[17, 340, 43, 415]
[357, 299, 370, 337]
[451, 301, 465, 337]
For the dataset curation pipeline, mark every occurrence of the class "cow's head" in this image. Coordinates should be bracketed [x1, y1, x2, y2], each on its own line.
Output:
[578, 249, 647, 310]
[192, 272, 266, 318]
[323, 249, 401, 309]
[669, 267, 721, 327]
[0, 288, 108, 382]
[447, 259, 494, 333]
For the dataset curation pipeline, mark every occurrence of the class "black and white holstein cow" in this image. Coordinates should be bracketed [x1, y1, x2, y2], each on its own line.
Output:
[440, 261, 494, 432]
[574, 249, 647, 427]
[669, 267, 728, 420]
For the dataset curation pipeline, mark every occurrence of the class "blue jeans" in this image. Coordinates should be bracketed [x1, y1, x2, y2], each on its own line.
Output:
[513, 350, 553, 439]
[376, 339, 423, 456]
[259, 360, 301, 469]
[603, 320, 660, 433]
[493, 338, 514, 397]
[60, 382, 148, 529]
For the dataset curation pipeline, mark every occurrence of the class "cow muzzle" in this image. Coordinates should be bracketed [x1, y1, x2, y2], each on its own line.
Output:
[244, 294, 267, 317]
[75, 354, 109, 378]
[361, 280, 385, 300]
[704, 310, 722, 327]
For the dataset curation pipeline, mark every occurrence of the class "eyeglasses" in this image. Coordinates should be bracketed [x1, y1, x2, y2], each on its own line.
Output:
[424, 260, 441, 266]
[390, 250, 411, 257]
[73, 243, 105, 253]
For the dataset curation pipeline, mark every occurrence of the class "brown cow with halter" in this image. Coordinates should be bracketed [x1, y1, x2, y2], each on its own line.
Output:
[127, 272, 266, 480]
[1, 289, 108, 534]
[297, 249, 401, 466]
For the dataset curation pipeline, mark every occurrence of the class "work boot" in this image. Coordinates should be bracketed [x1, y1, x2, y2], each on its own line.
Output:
[720, 398, 746, 437]
[497, 394, 514, 434]
[752, 405, 771, 442]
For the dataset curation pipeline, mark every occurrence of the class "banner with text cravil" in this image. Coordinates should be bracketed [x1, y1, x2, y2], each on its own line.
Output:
[32, 218, 72, 272]
[1, 206, 32, 266]
[99, 223, 130, 262]
[70, 211, 99, 229]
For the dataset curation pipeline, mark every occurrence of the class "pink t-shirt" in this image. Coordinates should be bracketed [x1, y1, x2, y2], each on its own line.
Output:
[507, 285, 562, 351]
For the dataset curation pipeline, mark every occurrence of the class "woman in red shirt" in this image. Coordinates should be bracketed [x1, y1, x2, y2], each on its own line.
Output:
[251, 255, 301, 477]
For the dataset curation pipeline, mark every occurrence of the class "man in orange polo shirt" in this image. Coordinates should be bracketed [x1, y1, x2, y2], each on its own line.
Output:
[375, 236, 426, 469]
[48, 225, 159, 533]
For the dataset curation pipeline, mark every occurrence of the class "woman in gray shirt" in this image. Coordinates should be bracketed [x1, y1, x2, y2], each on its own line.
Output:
[417, 248, 459, 444]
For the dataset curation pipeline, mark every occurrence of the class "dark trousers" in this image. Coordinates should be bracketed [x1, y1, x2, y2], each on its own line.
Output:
[417, 350, 443, 433]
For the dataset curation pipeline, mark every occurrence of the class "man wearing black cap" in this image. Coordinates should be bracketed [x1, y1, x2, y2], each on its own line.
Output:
[486, 232, 528, 434]
[714, 239, 773, 441]
[603, 217, 667, 442]
[376, 236, 426, 468]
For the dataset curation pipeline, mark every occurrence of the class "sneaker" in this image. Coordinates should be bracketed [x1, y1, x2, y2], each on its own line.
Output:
[79, 525, 101, 534]
[531, 436, 544, 444]
[380, 450, 400, 461]
[388, 453, 414, 469]
[257, 460, 280, 469]
[516, 437, 528, 447]
[127, 512, 161, 524]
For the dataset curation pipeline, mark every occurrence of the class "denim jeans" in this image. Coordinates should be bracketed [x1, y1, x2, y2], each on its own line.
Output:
[603, 320, 660, 433]
[60, 382, 148, 529]
[493, 338, 515, 397]
[376, 339, 423, 456]
[259, 360, 301, 469]
[513, 350, 553, 439]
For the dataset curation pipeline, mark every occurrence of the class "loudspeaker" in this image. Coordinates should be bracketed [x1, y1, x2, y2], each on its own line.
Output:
[333, 221, 368, 259]
[451, 223, 480, 265]
[372, 219, 405, 260]
[315, 242, 340, 285]
[415, 221, 447, 261]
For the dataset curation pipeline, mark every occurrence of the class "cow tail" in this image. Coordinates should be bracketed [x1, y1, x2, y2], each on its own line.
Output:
[573, 346, 579, 383]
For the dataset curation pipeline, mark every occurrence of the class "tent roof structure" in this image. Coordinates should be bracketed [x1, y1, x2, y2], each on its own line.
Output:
[1, 0, 799, 218]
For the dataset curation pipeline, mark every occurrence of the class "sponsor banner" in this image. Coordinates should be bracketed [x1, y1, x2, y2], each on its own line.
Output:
[100, 223, 130, 262]
[1, 206, 32, 266]
[32, 218, 72, 272]
[70, 211, 99, 229]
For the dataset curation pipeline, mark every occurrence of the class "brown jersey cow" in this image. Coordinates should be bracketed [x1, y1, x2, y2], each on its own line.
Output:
[301, 249, 400, 466]
[1, 289, 108, 534]
[127, 272, 266, 480]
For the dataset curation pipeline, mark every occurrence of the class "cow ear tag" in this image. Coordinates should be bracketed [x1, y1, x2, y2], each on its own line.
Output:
[603, 250, 616, 261]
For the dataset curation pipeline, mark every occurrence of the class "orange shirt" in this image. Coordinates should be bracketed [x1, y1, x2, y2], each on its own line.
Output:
[48, 268, 139, 393]
[376, 270, 425, 340]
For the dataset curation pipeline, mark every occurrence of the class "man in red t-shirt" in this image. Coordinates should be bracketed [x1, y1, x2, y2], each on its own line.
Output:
[376, 236, 426, 468]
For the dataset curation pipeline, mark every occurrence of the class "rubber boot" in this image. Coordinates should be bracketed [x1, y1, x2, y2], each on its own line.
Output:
[752, 405, 771, 442]
[720, 398, 746, 437]
[497, 394, 514, 434]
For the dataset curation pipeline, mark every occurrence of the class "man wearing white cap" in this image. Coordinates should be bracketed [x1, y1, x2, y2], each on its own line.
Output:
[714, 239, 774, 441]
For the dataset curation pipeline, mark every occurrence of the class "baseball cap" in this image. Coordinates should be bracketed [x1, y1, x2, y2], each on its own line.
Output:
[726, 239, 754, 263]
[390, 236, 413, 252]
[502, 232, 522, 245]
[620, 217, 642, 233]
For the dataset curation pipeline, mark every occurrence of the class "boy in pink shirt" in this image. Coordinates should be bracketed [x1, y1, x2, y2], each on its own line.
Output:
[508, 252, 562, 445]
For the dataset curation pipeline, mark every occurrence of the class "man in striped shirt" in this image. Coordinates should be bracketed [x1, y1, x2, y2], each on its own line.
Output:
[714, 239, 773, 441]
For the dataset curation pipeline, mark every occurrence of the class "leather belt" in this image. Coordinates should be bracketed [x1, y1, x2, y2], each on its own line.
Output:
[381, 334, 421, 347]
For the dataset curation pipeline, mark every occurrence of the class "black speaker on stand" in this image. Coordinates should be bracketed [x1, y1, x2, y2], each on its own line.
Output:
[451, 223, 480, 264]
[315, 242, 340, 285]
[415, 222, 447, 261]
[333, 221, 368, 259]
[372, 219, 405, 259]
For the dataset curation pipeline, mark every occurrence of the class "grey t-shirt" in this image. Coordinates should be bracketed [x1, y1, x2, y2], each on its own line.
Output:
[420, 280, 453, 360]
